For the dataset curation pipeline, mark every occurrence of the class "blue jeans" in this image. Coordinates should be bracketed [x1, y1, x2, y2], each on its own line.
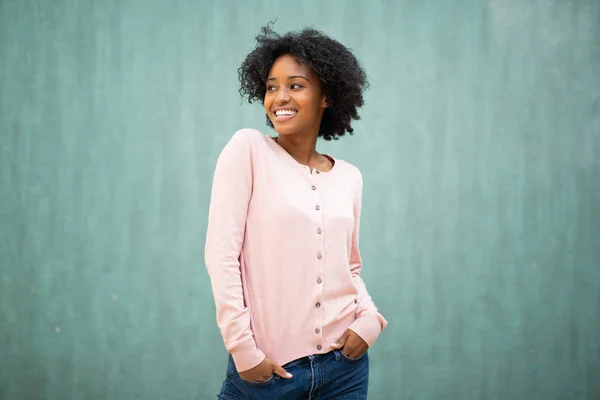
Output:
[217, 349, 369, 399]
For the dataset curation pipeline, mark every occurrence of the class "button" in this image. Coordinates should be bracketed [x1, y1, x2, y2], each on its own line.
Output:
[317, 278, 323, 284]
[315, 302, 321, 308]
[317, 228, 322, 234]
[315, 205, 320, 211]
[315, 328, 320, 334]
[311, 185, 316, 190]
[317, 254, 322, 260]
[317, 345, 322, 350]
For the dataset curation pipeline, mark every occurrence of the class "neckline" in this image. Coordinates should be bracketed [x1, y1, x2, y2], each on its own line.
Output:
[266, 135, 337, 174]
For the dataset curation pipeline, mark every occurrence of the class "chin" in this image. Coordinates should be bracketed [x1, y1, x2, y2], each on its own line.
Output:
[272, 124, 296, 136]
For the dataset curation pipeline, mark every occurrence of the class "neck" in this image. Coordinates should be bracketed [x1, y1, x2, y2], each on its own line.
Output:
[276, 134, 320, 166]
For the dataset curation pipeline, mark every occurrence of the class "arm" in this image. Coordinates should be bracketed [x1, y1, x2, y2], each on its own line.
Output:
[347, 170, 388, 347]
[204, 130, 265, 372]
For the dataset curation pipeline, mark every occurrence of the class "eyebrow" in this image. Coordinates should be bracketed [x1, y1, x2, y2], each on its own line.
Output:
[267, 75, 310, 82]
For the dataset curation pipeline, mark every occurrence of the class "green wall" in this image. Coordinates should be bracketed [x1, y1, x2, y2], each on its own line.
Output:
[1, 0, 599, 399]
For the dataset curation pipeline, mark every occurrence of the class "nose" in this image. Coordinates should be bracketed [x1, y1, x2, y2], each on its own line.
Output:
[275, 88, 290, 104]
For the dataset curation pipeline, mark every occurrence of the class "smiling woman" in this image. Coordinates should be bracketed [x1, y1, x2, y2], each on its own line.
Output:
[205, 23, 387, 400]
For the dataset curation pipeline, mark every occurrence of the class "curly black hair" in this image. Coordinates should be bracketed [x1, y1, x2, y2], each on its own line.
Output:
[238, 23, 369, 141]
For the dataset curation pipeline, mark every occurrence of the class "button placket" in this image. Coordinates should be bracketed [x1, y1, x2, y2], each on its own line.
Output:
[311, 173, 325, 352]
[313, 178, 325, 289]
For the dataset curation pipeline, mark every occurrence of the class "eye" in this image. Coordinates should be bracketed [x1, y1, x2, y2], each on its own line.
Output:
[291, 83, 303, 89]
[266, 85, 276, 92]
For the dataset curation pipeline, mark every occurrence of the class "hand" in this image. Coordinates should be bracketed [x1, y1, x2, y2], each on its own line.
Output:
[330, 329, 368, 359]
[238, 357, 293, 383]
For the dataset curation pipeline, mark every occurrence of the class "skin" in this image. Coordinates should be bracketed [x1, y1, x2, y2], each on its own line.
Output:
[238, 54, 369, 384]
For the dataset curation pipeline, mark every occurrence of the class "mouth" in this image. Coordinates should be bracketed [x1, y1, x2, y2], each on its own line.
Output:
[273, 109, 297, 122]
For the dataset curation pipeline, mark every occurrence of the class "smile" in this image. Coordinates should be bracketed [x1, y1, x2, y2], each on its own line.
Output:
[274, 109, 297, 122]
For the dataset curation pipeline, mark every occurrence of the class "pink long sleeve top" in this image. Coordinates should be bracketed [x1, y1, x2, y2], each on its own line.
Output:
[205, 128, 387, 372]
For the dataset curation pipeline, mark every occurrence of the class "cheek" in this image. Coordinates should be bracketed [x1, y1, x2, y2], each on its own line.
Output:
[263, 98, 271, 113]
[299, 96, 321, 115]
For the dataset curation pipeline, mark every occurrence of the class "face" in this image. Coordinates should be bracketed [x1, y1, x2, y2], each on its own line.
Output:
[264, 54, 328, 137]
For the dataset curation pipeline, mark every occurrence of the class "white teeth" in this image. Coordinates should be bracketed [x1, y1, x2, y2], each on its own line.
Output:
[275, 110, 296, 117]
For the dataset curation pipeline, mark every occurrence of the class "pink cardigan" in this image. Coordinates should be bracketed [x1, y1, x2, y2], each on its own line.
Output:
[205, 128, 387, 372]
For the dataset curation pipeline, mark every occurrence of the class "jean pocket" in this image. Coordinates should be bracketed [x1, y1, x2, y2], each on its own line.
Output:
[238, 373, 276, 386]
[336, 349, 368, 362]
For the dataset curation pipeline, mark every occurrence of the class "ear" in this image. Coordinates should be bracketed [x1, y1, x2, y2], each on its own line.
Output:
[321, 95, 330, 108]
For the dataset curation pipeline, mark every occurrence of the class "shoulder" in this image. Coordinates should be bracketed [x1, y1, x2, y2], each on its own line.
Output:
[334, 158, 363, 184]
[219, 128, 267, 157]
[229, 128, 266, 145]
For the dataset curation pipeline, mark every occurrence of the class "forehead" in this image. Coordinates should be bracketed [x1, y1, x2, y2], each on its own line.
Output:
[267, 54, 316, 79]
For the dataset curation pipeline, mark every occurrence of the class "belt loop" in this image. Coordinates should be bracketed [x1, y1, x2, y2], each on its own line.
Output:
[332, 349, 341, 361]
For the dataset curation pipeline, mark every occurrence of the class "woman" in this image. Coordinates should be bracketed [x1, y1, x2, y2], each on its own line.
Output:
[205, 24, 387, 400]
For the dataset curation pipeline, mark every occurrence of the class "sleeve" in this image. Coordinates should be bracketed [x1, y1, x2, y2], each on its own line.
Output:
[347, 169, 388, 347]
[204, 129, 266, 372]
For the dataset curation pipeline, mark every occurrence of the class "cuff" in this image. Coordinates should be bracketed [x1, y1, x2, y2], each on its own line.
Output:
[348, 313, 388, 347]
[229, 341, 266, 373]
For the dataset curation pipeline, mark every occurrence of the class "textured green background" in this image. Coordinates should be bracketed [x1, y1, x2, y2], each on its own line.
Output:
[1, 0, 599, 399]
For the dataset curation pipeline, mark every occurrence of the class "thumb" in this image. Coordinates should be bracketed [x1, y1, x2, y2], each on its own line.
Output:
[272, 362, 293, 379]
[331, 330, 350, 349]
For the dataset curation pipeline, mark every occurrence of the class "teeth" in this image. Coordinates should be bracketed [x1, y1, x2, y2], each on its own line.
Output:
[275, 110, 296, 116]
